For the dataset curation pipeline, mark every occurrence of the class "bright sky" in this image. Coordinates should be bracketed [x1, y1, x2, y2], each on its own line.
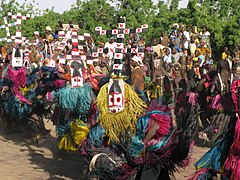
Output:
[14, 0, 189, 13]
[15, 0, 76, 13]
[179, 0, 189, 8]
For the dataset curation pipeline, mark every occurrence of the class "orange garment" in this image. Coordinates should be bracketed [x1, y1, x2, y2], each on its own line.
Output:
[160, 36, 169, 47]
[131, 66, 144, 91]
[222, 52, 227, 60]
[46, 33, 53, 42]
[61, 66, 71, 81]
[88, 64, 101, 76]
[1, 46, 7, 59]
[197, 47, 211, 57]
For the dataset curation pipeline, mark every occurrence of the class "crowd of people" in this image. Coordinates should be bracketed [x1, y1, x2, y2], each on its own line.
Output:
[0, 14, 240, 180]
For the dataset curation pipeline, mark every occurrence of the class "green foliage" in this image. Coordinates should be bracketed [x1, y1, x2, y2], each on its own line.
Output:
[0, 0, 239, 57]
[0, 0, 40, 43]
[169, 0, 179, 11]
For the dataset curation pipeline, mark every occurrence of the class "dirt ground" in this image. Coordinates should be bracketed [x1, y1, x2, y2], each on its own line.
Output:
[0, 120, 209, 180]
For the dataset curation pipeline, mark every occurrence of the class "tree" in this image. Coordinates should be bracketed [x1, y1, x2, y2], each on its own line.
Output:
[169, 0, 179, 11]
[116, 0, 157, 44]
[0, 0, 239, 58]
[61, 0, 117, 44]
[0, 0, 40, 43]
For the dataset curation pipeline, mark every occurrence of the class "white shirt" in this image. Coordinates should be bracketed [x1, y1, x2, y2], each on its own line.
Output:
[35, 38, 39, 44]
[190, 43, 197, 54]
[184, 41, 189, 49]
[200, 31, 210, 36]
[164, 55, 173, 64]
[105, 41, 116, 60]
[227, 58, 233, 70]
[172, 52, 183, 63]
[184, 31, 190, 41]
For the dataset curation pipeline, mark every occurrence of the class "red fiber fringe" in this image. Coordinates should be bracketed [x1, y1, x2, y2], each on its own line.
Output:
[224, 116, 240, 180]
[6, 66, 26, 88]
[149, 114, 171, 137]
[231, 80, 240, 113]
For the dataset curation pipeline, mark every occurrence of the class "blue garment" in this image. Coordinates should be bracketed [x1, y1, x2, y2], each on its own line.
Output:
[134, 86, 148, 103]
[199, 55, 205, 66]
[129, 110, 172, 157]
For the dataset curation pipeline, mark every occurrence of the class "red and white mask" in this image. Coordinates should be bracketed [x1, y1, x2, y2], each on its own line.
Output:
[23, 48, 30, 69]
[23, 55, 30, 69]
[108, 78, 125, 113]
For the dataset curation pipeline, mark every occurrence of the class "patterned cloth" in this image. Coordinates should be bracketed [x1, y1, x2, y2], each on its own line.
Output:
[131, 66, 144, 91]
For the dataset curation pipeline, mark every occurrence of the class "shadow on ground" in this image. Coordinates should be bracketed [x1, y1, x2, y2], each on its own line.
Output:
[0, 118, 212, 180]
[0, 120, 87, 180]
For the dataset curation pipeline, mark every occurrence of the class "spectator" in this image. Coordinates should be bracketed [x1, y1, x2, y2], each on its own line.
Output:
[183, 36, 189, 55]
[169, 31, 176, 44]
[144, 70, 151, 86]
[234, 46, 240, 62]
[222, 47, 228, 60]
[45, 26, 53, 42]
[172, 47, 183, 63]
[193, 49, 205, 67]
[200, 25, 211, 48]
[132, 34, 139, 48]
[93, 59, 102, 73]
[104, 37, 116, 60]
[179, 25, 185, 36]
[151, 38, 159, 46]
[100, 62, 109, 74]
[184, 25, 191, 41]
[126, 38, 132, 48]
[160, 30, 169, 47]
[190, 36, 197, 56]
[141, 59, 150, 77]
[174, 31, 182, 52]
[191, 25, 198, 37]
[138, 37, 146, 48]
[197, 40, 211, 61]
[171, 23, 179, 37]
[226, 51, 233, 70]
[33, 31, 40, 44]
[186, 55, 193, 70]
[163, 47, 175, 65]
[131, 55, 144, 91]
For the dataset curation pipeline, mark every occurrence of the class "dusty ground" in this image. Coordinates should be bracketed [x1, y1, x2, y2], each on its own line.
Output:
[174, 145, 209, 179]
[0, 120, 209, 180]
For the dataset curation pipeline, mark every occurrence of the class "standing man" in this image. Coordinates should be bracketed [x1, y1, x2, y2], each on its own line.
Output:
[171, 23, 179, 37]
[131, 55, 144, 91]
[45, 26, 54, 43]
[33, 31, 40, 44]
[44, 26, 54, 58]
[160, 30, 169, 47]
[104, 36, 116, 61]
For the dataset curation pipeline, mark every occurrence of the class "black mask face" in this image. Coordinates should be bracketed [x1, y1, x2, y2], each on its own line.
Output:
[71, 61, 82, 77]
[15, 47, 21, 58]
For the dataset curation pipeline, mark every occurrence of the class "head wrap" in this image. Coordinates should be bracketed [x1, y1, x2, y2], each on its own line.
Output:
[132, 55, 142, 65]
[145, 46, 152, 52]
[45, 26, 52, 31]
[172, 23, 179, 29]
[34, 31, 39, 36]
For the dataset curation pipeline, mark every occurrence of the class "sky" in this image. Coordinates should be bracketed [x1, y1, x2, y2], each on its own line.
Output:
[14, 0, 189, 13]
[14, 0, 76, 13]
